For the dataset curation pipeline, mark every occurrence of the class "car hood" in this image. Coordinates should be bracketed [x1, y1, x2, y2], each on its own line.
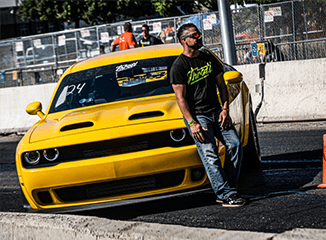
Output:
[29, 95, 182, 143]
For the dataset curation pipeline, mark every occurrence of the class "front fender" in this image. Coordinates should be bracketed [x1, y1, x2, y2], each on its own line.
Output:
[229, 81, 250, 147]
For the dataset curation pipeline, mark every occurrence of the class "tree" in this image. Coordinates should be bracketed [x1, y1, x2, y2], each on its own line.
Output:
[18, 0, 120, 28]
[198, 0, 288, 12]
[80, 0, 119, 25]
[150, 0, 201, 16]
[18, 0, 289, 28]
[18, 0, 57, 22]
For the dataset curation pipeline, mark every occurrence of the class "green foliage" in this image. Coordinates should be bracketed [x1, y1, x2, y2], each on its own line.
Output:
[17, 0, 291, 28]
[18, 0, 43, 21]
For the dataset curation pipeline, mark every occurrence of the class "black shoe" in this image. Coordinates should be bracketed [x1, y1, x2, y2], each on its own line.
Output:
[222, 193, 246, 207]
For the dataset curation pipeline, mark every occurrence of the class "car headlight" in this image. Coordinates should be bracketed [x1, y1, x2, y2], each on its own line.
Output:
[43, 148, 59, 161]
[24, 151, 41, 165]
[170, 129, 186, 142]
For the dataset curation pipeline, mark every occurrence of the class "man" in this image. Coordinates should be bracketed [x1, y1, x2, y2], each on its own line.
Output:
[139, 24, 163, 47]
[170, 23, 245, 207]
[244, 48, 254, 64]
[111, 22, 138, 52]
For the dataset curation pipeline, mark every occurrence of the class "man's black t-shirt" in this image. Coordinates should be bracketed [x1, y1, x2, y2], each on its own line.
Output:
[139, 35, 163, 47]
[170, 52, 223, 115]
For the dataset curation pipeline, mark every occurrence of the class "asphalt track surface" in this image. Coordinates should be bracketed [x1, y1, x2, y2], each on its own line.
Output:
[1, 121, 326, 233]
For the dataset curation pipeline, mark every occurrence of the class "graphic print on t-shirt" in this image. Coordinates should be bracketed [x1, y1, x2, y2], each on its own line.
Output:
[119, 37, 125, 43]
[187, 62, 212, 85]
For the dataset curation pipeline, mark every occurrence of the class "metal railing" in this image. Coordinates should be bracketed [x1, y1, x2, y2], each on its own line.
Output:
[0, 0, 325, 88]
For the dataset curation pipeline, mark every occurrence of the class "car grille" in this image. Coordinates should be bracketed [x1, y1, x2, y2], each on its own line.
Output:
[54, 170, 185, 202]
[23, 129, 194, 168]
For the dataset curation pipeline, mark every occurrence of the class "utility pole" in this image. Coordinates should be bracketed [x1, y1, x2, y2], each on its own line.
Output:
[217, 0, 237, 65]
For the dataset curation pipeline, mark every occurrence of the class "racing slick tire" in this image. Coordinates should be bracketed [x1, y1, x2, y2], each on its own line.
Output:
[242, 106, 261, 172]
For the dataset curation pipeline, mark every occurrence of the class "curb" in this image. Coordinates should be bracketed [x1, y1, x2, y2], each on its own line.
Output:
[0, 212, 275, 240]
[1, 212, 325, 240]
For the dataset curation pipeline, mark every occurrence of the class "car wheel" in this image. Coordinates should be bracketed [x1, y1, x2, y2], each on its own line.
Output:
[242, 106, 261, 172]
[20, 188, 32, 211]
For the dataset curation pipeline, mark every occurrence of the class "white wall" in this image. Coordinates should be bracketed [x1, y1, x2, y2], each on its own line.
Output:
[237, 58, 326, 122]
[0, 83, 56, 134]
[0, 58, 325, 134]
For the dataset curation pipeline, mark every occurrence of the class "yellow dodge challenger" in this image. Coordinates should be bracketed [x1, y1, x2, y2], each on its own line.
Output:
[16, 43, 260, 213]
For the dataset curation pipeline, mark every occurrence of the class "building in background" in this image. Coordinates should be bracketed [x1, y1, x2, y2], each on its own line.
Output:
[0, 0, 64, 40]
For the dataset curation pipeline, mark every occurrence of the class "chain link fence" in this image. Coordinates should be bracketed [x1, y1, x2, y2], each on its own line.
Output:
[1, 0, 325, 88]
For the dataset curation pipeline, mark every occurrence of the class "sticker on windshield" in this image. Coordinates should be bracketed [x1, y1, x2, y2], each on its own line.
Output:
[66, 83, 86, 96]
[116, 62, 138, 72]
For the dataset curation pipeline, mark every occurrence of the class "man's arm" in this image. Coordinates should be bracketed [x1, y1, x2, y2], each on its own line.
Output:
[172, 84, 206, 142]
[111, 35, 121, 52]
[172, 84, 192, 123]
[111, 42, 117, 52]
[216, 72, 231, 129]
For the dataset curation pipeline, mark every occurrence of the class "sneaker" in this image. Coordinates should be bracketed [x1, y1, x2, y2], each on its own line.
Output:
[222, 193, 246, 207]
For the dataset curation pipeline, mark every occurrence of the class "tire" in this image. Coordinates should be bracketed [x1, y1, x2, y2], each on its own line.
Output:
[20, 188, 32, 211]
[242, 107, 261, 172]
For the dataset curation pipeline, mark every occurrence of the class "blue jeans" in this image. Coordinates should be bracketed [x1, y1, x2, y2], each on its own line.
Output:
[185, 109, 243, 200]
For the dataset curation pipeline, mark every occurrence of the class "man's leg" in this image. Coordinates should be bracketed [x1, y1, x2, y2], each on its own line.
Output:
[210, 111, 246, 207]
[184, 116, 237, 201]
[215, 122, 243, 189]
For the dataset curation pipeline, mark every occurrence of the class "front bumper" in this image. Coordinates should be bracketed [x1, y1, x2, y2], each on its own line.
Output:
[25, 186, 213, 214]
[19, 144, 209, 210]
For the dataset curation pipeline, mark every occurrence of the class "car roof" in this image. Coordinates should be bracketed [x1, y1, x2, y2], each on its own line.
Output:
[65, 43, 184, 75]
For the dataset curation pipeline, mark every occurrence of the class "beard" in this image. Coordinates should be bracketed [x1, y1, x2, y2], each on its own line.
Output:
[190, 38, 203, 50]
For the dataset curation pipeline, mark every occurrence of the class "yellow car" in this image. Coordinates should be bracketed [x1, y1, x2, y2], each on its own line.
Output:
[16, 43, 260, 213]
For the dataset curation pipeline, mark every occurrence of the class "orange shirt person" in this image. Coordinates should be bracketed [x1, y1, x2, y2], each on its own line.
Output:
[111, 22, 138, 52]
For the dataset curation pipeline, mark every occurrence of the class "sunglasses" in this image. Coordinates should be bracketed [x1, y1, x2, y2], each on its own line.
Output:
[142, 29, 148, 32]
[181, 32, 202, 40]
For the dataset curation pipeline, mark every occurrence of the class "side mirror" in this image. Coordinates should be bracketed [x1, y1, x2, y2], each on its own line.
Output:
[224, 71, 243, 84]
[26, 101, 45, 119]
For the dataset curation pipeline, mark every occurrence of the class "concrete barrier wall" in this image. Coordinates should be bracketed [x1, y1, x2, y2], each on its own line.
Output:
[0, 83, 57, 134]
[0, 58, 325, 134]
[237, 58, 326, 122]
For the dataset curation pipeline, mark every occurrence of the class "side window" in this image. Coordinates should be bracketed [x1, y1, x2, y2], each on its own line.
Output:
[55, 86, 68, 108]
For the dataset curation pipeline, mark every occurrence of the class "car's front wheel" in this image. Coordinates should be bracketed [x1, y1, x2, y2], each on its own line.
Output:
[242, 106, 261, 172]
[20, 188, 32, 211]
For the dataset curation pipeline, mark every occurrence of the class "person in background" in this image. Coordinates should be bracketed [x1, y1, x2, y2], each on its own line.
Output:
[111, 22, 138, 52]
[244, 49, 254, 64]
[100, 45, 105, 54]
[165, 23, 176, 43]
[160, 29, 166, 43]
[139, 24, 163, 47]
[263, 41, 284, 63]
[165, 24, 174, 36]
[170, 23, 245, 207]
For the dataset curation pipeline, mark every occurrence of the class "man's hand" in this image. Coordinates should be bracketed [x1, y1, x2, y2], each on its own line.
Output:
[219, 110, 231, 129]
[191, 123, 207, 143]
[216, 72, 231, 130]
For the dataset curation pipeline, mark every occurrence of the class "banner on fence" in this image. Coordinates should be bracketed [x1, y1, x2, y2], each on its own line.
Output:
[12, 71, 17, 80]
[251, 42, 258, 57]
[1, 72, 5, 83]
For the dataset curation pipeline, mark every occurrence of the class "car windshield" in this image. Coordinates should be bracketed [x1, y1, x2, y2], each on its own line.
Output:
[49, 56, 177, 114]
